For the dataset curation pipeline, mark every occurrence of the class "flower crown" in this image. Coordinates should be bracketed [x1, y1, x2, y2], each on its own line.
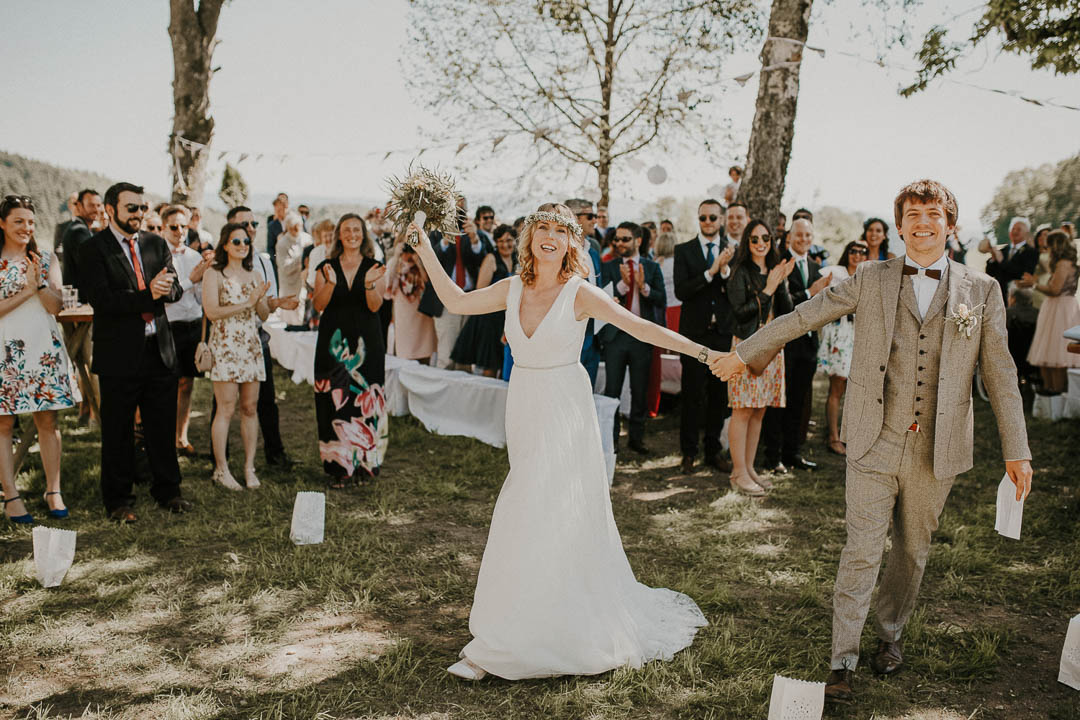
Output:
[523, 211, 582, 238]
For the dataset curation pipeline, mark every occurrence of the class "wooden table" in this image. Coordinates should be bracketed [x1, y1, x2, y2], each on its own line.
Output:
[12, 305, 96, 475]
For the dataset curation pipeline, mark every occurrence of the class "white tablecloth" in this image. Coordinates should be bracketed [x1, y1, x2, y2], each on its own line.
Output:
[265, 320, 618, 482]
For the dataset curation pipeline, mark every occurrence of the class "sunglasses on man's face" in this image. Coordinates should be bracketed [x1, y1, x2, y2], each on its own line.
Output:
[614, 235, 634, 243]
[145, 224, 163, 232]
[578, 212, 596, 220]
[699, 215, 719, 222]
[480, 215, 494, 221]
[239, 220, 259, 229]
[230, 237, 252, 247]
[168, 224, 187, 232]
[125, 204, 149, 213]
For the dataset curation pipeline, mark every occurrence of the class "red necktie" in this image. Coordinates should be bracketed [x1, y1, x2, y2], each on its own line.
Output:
[454, 235, 467, 289]
[127, 236, 155, 324]
[624, 260, 635, 312]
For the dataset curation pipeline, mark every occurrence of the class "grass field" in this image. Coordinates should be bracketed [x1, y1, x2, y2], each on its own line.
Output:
[1, 367, 1078, 720]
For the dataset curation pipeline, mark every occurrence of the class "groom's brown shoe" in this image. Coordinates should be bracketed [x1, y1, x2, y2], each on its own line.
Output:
[824, 669, 854, 704]
[869, 640, 903, 675]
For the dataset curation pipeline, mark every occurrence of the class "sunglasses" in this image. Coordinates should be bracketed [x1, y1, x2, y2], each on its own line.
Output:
[577, 213, 597, 220]
[699, 214, 719, 222]
[614, 235, 635, 243]
[749, 235, 772, 245]
[145, 224, 163, 232]
[850, 248, 869, 255]
[125, 204, 149, 213]
[168, 224, 187, 232]
[230, 237, 252, 247]
[480, 215, 494, 221]
[239, 220, 259, 229]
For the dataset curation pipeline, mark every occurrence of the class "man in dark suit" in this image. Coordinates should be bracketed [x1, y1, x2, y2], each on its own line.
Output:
[566, 198, 603, 255]
[673, 199, 735, 474]
[598, 222, 666, 453]
[579, 236, 605, 387]
[984, 217, 1039, 301]
[78, 182, 191, 522]
[418, 196, 492, 369]
[266, 192, 289, 281]
[61, 189, 102, 301]
[762, 217, 830, 471]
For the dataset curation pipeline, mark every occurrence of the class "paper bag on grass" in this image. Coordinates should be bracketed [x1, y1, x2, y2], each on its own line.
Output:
[767, 674, 824, 720]
[995, 473, 1024, 540]
[1059, 613, 1080, 691]
[290, 491, 325, 545]
[32, 526, 77, 588]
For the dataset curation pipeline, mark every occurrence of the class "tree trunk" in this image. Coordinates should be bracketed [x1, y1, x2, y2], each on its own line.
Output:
[738, 0, 813, 231]
[168, 0, 225, 206]
[596, 0, 615, 208]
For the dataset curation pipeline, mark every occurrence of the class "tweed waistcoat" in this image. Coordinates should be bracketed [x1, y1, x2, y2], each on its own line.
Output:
[881, 275, 950, 437]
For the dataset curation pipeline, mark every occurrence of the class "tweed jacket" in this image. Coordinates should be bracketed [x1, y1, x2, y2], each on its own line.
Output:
[736, 256, 1031, 479]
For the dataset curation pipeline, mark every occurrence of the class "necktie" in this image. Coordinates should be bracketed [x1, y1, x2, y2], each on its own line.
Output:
[798, 258, 807, 286]
[901, 265, 941, 280]
[705, 242, 715, 266]
[126, 236, 155, 324]
[624, 260, 635, 311]
[454, 235, 467, 289]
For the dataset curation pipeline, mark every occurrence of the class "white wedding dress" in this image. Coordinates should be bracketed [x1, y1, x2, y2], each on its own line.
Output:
[460, 275, 707, 680]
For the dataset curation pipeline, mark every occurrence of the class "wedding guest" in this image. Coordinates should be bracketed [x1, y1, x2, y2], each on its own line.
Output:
[598, 222, 666, 454]
[723, 165, 742, 206]
[673, 199, 734, 474]
[983, 216, 1038, 301]
[645, 230, 680, 416]
[162, 205, 210, 455]
[1030, 224, 1052, 309]
[724, 202, 749, 247]
[53, 192, 78, 261]
[596, 206, 609, 237]
[60, 188, 102, 425]
[817, 241, 869, 455]
[452, 225, 517, 376]
[726, 220, 794, 495]
[1062, 221, 1075, 240]
[761, 218, 829, 472]
[642, 221, 658, 256]
[862, 217, 894, 261]
[297, 204, 311, 232]
[0, 195, 79, 523]
[660, 219, 674, 234]
[1025, 229, 1080, 394]
[185, 205, 213, 251]
[303, 219, 335, 327]
[566, 198, 602, 254]
[419, 195, 490, 370]
[275, 211, 312, 325]
[387, 235, 436, 363]
[312, 214, 389, 487]
[266, 192, 289, 280]
[142, 211, 163, 234]
[79, 182, 189, 522]
[1006, 282, 1039, 386]
[475, 205, 496, 245]
[203, 222, 270, 491]
[576, 220, 605, 386]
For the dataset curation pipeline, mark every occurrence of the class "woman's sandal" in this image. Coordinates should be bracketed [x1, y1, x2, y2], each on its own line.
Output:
[43, 491, 69, 519]
[3, 495, 34, 524]
[729, 473, 766, 497]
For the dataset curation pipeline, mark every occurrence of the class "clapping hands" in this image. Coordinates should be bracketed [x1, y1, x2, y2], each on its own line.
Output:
[364, 262, 387, 288]
[24, 252, 43, 290]
[710, 245, 735, 276]
[150, 267, 176, 299]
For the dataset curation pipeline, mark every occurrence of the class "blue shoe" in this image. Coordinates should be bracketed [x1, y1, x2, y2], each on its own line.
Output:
[3, 495, 34, 524]
[44, 492, 69, 520]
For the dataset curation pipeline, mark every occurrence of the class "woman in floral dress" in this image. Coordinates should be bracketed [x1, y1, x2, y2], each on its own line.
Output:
[386, 237, 436, 362]
[817, 240, 869, 455]
[312, 214, 389, 488]
[0, 195, 79, 523]
[203, 223, 270, 492]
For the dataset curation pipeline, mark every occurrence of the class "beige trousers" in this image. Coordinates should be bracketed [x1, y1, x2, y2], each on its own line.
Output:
[831, 424, 955, 670]
[433, 311, 466, 369]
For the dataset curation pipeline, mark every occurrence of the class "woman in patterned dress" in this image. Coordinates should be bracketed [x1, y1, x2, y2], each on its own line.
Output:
[816, 240, 869, 455]
[202, 223, 270, 492]
[312, 214, 389, 488]
[0, 195, 79, 523]
[386, 235, 436, 363]
[725, 220, 794, 496]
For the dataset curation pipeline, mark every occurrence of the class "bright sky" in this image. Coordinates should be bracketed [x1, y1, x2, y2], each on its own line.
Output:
[2, 0, 1077, 237]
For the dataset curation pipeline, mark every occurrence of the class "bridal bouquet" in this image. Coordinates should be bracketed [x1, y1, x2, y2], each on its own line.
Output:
[385, 164, 460, 240]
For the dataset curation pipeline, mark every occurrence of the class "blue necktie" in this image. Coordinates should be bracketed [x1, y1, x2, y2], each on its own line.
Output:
[706, 242, 715, 266]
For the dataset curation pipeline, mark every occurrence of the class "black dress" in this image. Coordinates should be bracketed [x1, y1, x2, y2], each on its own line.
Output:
[313, 256, 387, 481]
[451, 253, 515, 372]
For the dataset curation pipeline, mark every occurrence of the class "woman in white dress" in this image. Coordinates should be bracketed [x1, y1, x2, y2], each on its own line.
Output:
[409, 203, 717, 681]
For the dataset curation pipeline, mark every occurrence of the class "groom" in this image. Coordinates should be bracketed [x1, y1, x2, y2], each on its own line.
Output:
[711, 179, 1032, 703]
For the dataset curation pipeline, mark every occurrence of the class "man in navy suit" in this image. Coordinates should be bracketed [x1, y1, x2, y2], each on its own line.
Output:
[984, 217, 1039, 301]
[598, 222, 666, 453]
[578, 231, 604, 386]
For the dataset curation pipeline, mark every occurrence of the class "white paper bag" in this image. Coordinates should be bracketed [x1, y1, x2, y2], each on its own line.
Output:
[290, 491, 325, 545]
[767, 674, 824, 720]
[32, 526, 77, 588]
[1059, 613, 1080, 691]
[995, 473, 1025, 540]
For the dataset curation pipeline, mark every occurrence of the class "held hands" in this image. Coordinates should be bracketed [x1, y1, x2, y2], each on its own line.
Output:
[710, 245, 735, 275]
[1004, 459, 1033, 501]
[709, 350, 747, 381]
[150, 267, 176, 299]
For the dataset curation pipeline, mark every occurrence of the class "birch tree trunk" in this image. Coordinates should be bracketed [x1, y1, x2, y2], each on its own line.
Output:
[168, 0, 225, 205]
[738, 0, 812, 231]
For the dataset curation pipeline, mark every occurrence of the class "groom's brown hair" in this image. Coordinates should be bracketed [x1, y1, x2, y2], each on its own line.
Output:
[893, 179, 958, 229]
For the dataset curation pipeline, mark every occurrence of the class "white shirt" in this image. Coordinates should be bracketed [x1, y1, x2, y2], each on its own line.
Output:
[699, 234, 731, 282]
[165, 242, 204, 323]
[659, 255, 680, 308]
[305, 244, 329, 288]
[439, 236, 485, 291]
[789, 249, 809, 285]
[253, 251, 278, 329]
[904, 253, 949, 320]
[110, 225, 157, 336]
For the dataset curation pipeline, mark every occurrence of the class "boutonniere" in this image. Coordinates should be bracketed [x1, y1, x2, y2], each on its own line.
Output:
[948, 302, 985, 338]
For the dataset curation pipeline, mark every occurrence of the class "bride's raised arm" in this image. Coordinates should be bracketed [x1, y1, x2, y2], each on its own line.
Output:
[408, 222, 510, 316]
[575, 281, 721, 363]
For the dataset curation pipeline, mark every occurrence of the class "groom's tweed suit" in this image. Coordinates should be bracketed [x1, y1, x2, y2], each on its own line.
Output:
[737, 257, 1030, 669]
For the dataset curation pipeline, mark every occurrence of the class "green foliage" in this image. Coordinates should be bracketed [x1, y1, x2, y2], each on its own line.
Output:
[981, 151, 1080, 241]
[217, 162, 249, 209]
[902, 0, 1080, 96]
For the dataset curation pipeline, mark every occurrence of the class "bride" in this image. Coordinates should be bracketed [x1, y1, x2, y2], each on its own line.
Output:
[409, 203, 720, 680]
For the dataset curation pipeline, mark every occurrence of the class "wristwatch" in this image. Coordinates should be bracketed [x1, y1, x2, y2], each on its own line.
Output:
[697, 346, 710, 364]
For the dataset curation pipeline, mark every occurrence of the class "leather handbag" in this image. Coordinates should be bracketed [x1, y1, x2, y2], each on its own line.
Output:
[194, 315, 214, 372]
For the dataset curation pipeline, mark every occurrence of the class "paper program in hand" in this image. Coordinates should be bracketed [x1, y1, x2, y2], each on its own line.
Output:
[995, 472, 1024, 540]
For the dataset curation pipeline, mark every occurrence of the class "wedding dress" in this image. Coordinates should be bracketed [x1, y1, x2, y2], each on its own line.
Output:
[459, 274, 707, 679]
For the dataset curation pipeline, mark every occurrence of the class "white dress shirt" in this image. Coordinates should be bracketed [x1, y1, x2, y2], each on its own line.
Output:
[165, 242, 204, 323]
[110, 225, 157, 336]
[615, 253, 651, 317]
[904, 253, 949, 320]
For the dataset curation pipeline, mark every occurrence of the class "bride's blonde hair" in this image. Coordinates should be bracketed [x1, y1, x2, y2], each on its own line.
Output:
[518, 203, 590, 287]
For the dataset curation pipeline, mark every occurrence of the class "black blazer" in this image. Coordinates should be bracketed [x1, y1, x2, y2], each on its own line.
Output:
[596, 256, 666, 344]
[672, 236, 733, 341]
[777, 253, 822, 360]
[418, 231, 493, 317]
[61, 217, 93, 301]
[78, 228, 183, 376]
[985, 243, 1039, 301]
[727, 263, 793, 340]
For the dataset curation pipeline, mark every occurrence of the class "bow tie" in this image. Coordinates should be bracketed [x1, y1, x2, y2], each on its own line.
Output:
[902, 265, 941, 280]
